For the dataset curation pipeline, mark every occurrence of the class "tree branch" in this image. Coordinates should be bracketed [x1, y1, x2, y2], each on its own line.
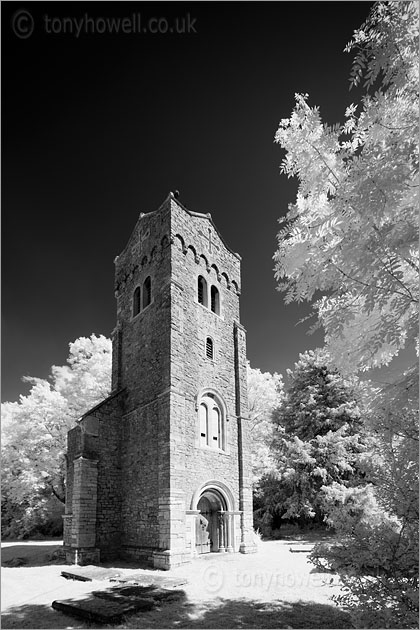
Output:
[329, 260, 418, 303]
[306, 140, 341, 186]
[47, 480, 65, 504]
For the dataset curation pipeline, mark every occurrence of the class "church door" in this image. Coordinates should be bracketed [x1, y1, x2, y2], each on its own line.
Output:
[196, 496, 212, 554]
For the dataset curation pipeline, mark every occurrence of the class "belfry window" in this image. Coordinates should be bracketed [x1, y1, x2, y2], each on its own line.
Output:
[210, 286, 220, 315]
[198, 393, 225, 451]
[133, 287, 141, 317]
[142, 276, 152, 309]
[198, 275, 208, 307]
[206, 337, 214, 360]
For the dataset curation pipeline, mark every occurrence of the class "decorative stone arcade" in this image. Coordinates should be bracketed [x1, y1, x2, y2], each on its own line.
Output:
[64, 193, 257, 569]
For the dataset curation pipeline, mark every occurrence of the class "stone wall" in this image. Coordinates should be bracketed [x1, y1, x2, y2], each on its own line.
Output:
[119, 395, 170, 560]
[113, 202, 173, 559]
[113, 203, 172, 412]
[64, 392, 124, 563]
[167, 198, 254, 553]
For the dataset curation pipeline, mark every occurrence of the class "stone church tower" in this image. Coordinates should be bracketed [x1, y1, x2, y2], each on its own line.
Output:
[63, 193, 256, 569]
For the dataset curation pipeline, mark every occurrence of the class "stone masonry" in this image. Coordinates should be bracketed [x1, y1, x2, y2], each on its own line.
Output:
[64, 193, 257, 569]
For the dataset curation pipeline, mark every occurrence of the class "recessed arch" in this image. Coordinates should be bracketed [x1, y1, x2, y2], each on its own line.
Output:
[221, 272, 230, 288]
[187, 244, 198, 262]
[141, 255, 148, 266]
[199, 253, 209, 270]
[194, 387, 228, 418]
[174, 233, 186, 253]
[231, 280, 239, 294]
[210, 263, 220, 279]
[190, 480, 236, 511]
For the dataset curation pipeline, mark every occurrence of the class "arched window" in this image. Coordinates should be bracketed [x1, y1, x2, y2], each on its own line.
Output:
[210, 285, 220, 315]
[210, 405, 221, 448]
[199, 403, 208, 447]
[133, 286, 141, 317]
[198, 393, 225, 451]
[142, 276, 152, 309]
[198, 275, 208, 307]
[206, 337, 214, 360]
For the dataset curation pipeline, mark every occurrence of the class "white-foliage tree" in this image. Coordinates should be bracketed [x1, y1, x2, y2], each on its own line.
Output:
[273, 2, 418, 627]
[312, 364, 419, 628]
[247, 362, 284, 481]
[273, 3, 418, 375]
[1, 334, 112, 537]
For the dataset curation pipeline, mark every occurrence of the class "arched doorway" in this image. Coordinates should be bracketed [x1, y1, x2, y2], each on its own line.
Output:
[192, 482, 235, 555]
[196, 490, 227, 554]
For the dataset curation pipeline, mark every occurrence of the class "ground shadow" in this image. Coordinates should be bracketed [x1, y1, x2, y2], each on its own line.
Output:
[1, 544, 159, 572]
[1, 591, 354, 629]
[1, 588, 188, 629]
[1, 602, 101, 629]
[122, 597, 353, 629]
[1, 544, 64, 568]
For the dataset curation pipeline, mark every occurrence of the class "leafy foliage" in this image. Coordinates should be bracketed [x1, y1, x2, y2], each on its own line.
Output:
[273, 2, 419, 626]
[311, 364, 419, 629]
[247, 362, 284, 482]
[1, 334, 111, 538]
[273, 2, 418, 374]
[257, 350, 369, 528]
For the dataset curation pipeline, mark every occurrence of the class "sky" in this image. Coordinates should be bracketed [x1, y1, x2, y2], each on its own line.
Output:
[2, 1, 376, 403]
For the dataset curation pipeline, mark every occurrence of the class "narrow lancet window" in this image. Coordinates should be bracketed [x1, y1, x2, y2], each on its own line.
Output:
[143, 276, 152, 309]
[198, 275, 208, 307]
[199, 403, 208, 447]
[133, 287, 141, 316]
[210, 285, 220, 315]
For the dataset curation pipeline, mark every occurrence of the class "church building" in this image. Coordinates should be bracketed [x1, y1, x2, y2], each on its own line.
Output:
[63, 193, 256, 569]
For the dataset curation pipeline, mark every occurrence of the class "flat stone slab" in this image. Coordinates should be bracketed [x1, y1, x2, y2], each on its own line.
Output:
[52, 596, 155, 623]
[60, 566, 187, 587]
[61, 570, 92, 582]
[53, 574, 187, 623]
[93, 584, 184, 603]
[61, 567, 122, 581]
[110, 574, 187, 589]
